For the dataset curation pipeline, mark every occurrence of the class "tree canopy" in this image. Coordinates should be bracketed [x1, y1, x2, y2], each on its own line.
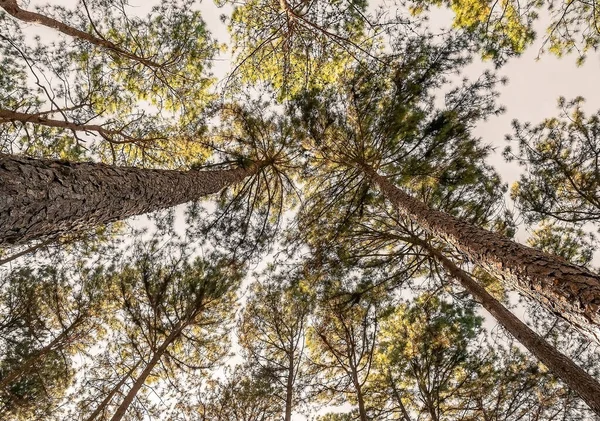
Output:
[0, 0, 599, 419]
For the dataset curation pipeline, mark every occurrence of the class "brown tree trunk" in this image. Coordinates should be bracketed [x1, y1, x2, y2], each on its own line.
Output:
[109, 322, 186, 421]
[413, 236, 600, 415]
[388, 372, 412, 421]
[284, 355, 294, 421]
[84, 361, 142, 421]
[0, 154, 261, 246]
[0, 238, 54, 266]
[0, 108, 141, 144]
[0, 0, 161, 68]
[354, 375, 369, 421]
[362, 164, 600, 344]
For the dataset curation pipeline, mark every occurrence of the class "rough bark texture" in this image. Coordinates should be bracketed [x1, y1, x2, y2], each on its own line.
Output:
[0, 154, 259, 246]
[414, 237, 600, 416]
[0, 0, 161, 68]
[363, 165, 600, 344]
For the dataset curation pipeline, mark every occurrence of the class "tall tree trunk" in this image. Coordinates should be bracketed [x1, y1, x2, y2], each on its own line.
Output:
[353, 375, 369, 421]
[84, 361, 142, 421]
[109, 321, 186, 421]
[412, 236, 600, 415]
[361, 164, 600, 344]
[0, 0, 161, 68]
[387, 371, 412, 421]
[0, 314, 84, 390]
[0, 154, 262, 246]
[284, 354, 294, 421]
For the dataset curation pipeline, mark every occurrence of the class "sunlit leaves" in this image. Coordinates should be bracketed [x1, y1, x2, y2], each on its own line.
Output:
[405, 0, 600, 63]
[223, 0, 378, 98]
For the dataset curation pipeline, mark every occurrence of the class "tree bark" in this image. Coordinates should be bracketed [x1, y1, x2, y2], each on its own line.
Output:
[362, 164, 600, 344]
[0, 108, 144, 144]
[388, 372, 412, 421]
[413, 236, 600, 416]
[0, 0, 161, 68]
[0, 237, 54, 265]
[84, 361, 141, 421]
[284, 354, 294, 421]
[354, 375, 369, 421]
[109, 322, 186, 421]
[0, 154, 262, 246]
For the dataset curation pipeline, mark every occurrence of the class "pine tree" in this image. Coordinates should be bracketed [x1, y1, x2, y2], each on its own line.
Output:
[238, 269, 314, 420]
[0, 154, 265, 246]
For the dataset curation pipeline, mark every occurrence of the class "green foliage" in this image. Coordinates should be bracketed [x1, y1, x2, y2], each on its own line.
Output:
[506, 97, 600, 230]
[199, 365, 284, 420]
[1, 1, 600, 419]
[0, 0, 217, 167]
[186, 101, 301, 262]
[292, 34, 506, 231]
[0, 345, 70, 420]
[223, 0, 374, 98]
[370, 295, 485, 420]
[405, 0, 600, 63]
[0, 264, 110, 420]
[288, 34, 508, 297]
[238, 269, 315, 415]
[527, 220, 597, 267]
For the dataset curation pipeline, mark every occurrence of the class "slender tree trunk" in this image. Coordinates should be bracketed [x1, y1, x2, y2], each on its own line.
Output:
[0, 315, 83, 390]
[412, 236, 600, 415]
[362, 164, 600, 344]
[0, 0, 161, 68]
[388, 372, 412, 421]
[354, 377, 369, 421]
[0, 108, 140, 143]
[284, 355, 294, 421]
[84, 360, 142, 421]
[0, 237, 54, 265]
[0, 154, 262, 246]
[109, 322, 186, 421]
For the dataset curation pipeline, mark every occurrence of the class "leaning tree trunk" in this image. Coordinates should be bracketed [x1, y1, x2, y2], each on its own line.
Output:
[0, 314, 85, 390]
[0, 238, 53, 265]
[412, 236, 600, 416]
[109, 321, 187, 421]
[0, 154, 261, 246]
[353, 372, 369, 421]
[0, 0, 161, 68]
[361, 164, 600, 344]
[84, 360, 142, 421]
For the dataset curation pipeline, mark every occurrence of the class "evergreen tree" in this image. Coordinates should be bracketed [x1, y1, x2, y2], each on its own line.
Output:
[0, 1, 217, 166]
[238, 268, 315, 420]
[68, 236, 242, 421]
[290, 39, 600, 344]
[506, 97, 600, 229]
